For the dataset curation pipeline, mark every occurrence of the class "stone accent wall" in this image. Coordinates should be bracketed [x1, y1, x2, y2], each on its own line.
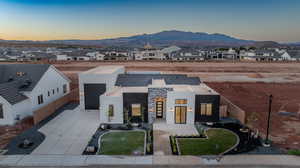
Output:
[148, 88, 173, 123]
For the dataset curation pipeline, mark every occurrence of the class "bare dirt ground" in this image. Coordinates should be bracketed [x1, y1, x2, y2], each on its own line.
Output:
[206, 82, 300, 150]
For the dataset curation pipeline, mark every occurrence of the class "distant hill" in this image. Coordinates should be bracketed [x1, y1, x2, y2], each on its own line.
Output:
[284, 42, 300, 46]
[88, 30, 255, 47]
[253, 41, 282, 48]
[45, 30, 257, 47]
[0, 30, 288, 48]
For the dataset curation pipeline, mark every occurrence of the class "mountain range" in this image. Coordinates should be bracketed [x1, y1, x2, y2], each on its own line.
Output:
[1, 30, 298, 47]
[47, 30, 255, 47]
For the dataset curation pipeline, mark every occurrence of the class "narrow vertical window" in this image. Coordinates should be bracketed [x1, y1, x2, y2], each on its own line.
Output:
[38, 95, 44, 105]
[108, 105, 114, 117]
[0, 104, 3, 119]
[63, 84, 67, 94]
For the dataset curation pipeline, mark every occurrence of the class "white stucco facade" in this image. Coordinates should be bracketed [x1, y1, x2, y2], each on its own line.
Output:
[166, 91, 195, 124]
[78, 66, 125, 112]
[79, 66, 220, 125]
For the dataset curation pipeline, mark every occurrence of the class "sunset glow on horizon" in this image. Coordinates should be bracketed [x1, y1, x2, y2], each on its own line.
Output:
[1, 0, 300, 42]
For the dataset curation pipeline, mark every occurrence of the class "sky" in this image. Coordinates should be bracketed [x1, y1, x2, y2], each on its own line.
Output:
[0, 0, 300, 42]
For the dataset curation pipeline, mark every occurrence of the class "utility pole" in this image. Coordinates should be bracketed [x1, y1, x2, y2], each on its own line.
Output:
[265, 94, 273, 145]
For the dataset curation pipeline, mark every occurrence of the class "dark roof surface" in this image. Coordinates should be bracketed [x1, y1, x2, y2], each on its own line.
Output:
[0, 64, 50, 91]
[115, 74, 200, 87]
[287, 50, 300, 58]
[0, 81, 28, 105]
[0, 64, 50, 104]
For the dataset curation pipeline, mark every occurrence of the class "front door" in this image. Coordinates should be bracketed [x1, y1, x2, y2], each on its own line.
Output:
[156, 101, 163, 118]
[175, 106, 187, 124]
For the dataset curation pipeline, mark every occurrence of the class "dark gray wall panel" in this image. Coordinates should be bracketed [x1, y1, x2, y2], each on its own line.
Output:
[123, 93, 148, 123]
[195, 95, 220, 122]
[84, 84, 106, 110]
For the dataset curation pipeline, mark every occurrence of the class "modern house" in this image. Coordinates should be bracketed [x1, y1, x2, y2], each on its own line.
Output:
[79, 66, 220, 125]
[0, 64, 71, 125]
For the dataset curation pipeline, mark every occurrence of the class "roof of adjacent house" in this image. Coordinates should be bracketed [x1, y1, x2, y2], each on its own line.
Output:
[115, 74, 200, 87]
[287, 50, 300, 58]
[0, 81, 28, 105]
[0, 64, 51, 104]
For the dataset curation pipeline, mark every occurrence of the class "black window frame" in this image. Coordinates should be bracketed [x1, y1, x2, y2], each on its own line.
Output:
[38, 95, 44, 105]
[0, 104, 3, 119]
[63, 84, 67, 94]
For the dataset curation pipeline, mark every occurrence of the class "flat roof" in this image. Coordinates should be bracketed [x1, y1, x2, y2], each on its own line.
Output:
[105, 86, 148, 96]
[190, 83, 219, 95]
[81, 66, 124, 75]
[105, 83, 218, 97]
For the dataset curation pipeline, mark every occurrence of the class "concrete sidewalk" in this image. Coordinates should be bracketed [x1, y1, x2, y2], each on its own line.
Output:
[1, 154, 299, 167]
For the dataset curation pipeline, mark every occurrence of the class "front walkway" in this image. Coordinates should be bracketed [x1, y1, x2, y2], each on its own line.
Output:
[153, 119, 198, 156]
[32, 106, 99, 155]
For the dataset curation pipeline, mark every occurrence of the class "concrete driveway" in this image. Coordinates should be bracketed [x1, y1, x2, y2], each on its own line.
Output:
[32, 106, 99, 155]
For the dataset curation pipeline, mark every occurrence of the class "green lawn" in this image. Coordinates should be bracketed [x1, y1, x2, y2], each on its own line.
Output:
[178, 128, 238, 155]
[98, 131, 145, 155]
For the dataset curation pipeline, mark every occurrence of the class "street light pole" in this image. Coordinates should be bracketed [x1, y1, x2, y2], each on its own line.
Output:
[265, 94, 273, 144]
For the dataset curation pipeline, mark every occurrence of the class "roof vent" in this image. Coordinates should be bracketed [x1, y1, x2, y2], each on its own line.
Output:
[19, 79, 32, 89]
[16, 72, 26, 77]
[7, 76, 14, 82]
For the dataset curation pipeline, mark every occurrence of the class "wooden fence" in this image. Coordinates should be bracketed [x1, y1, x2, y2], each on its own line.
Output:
[33, 89, 79, 124]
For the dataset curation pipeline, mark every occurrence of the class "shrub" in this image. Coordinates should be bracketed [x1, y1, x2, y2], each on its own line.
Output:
[288, 149, 300, 156]
[170, 136, 178, 154]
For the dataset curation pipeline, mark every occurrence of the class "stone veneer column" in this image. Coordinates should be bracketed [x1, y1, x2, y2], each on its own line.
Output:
[148, 88, 173, 123]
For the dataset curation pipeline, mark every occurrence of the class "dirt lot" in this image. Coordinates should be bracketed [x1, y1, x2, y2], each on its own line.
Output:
[206, 82, 300, 150]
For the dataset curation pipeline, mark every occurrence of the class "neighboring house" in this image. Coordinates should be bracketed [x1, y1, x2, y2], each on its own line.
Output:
[86, 51, 105, 61]
[172, 50, 205, 61]
[133, 43, 165, 60]
[56, 51, 91, 61]
[79, 66, 220, 125]
[161, 46, 181, 59]
[0, 64, 71, 125]
[287, 50, 300, 61]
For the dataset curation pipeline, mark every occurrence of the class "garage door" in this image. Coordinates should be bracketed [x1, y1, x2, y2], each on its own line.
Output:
[84, 84, 106, 110]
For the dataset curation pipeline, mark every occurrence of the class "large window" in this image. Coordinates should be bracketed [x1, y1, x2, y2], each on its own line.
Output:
[38, 95, 44, 105]
[132, 104, 141, 116]
[63, 84, 67, 94]
[175, 99, 187, 104]
[108, 105, 114, 117]
[200, 103, 212, 116]
[0, 104, 3, 119]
